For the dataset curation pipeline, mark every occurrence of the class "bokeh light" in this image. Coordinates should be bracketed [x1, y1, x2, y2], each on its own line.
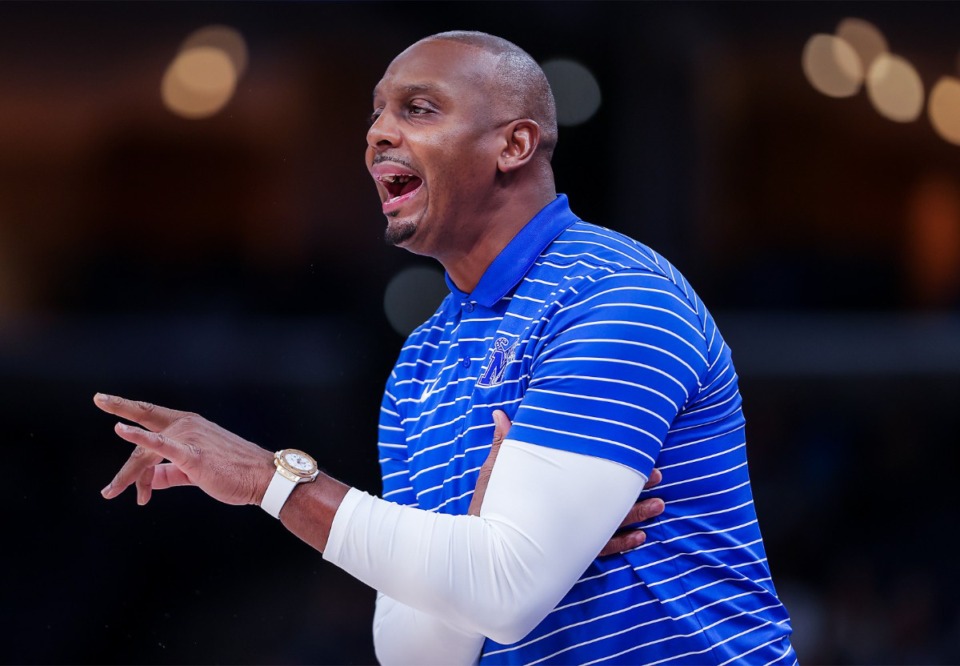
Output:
[928, 76, 960, 146]
[802, 34, 863, 98]
[866, 53, 924, 123]
[836, 18, 888, 74]
[161, 25, 247, 119]
[383, 266, 449, 336]
[181, 25, 248, 77]
[541, 58, 602, 126]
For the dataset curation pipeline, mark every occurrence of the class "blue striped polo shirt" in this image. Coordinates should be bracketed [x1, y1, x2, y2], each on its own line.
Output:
[378, 195, 796, 665]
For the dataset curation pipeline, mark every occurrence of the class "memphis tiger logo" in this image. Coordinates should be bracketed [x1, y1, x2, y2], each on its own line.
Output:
[477, 336, 517, 388]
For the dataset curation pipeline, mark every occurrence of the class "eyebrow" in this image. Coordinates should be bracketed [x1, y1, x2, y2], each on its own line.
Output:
[372, 82, 444, 100]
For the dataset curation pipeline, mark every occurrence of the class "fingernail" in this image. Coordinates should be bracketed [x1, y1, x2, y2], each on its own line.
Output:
[94, 393, 109, 402]
[100, 483, 112, 497]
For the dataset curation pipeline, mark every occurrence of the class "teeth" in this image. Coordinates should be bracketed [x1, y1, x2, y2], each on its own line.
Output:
[381, 174, 413, 184]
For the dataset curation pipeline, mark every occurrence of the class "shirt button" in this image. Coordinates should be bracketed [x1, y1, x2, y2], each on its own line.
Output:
[464, 302, 475, 312]
[461, 358, 471, 368]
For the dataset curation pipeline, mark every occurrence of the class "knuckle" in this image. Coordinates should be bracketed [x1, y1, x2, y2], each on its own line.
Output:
[176, 413, 201, 431]
[136, 400, 156, 412]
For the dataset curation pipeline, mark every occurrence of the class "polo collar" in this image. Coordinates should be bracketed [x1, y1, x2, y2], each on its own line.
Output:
[445, 194, 579, 308]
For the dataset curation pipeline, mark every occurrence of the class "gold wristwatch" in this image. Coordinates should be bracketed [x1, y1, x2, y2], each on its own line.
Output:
[260, 449, 319, 518]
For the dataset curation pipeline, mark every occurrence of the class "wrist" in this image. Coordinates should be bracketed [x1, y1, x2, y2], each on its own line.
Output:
[255, 451, 276, 505]
[260, 449, 320, 518]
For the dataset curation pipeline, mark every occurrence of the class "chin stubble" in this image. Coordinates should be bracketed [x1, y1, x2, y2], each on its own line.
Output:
[384, 216, 416, 246]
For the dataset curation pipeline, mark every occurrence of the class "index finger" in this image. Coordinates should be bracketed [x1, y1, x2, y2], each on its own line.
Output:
[644, 468, 662, 490]
[93, 393, 189, 432]
[101, 443, 163, 500]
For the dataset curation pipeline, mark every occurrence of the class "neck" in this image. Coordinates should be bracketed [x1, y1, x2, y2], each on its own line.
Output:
[440, 183, 555, 293]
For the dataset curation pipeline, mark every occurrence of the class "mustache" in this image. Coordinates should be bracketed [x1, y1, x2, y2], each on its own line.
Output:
[372, 154, 416, 170]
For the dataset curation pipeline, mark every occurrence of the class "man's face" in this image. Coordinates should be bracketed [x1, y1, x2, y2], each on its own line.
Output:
[367, 39, 505, 257]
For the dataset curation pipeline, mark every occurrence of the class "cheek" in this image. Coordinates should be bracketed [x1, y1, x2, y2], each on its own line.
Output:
[420, 130, 493, 201]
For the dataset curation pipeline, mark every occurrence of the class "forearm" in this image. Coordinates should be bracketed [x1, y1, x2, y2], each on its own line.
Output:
[277, 470, 484, 663]
[278, 471, 352, 553]
[320, 440, 645, 645]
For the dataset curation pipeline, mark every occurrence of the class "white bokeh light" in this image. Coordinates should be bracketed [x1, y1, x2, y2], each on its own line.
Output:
[162, 47, 237, 119]
[928, 76, 960, 146]
[384, 266, 449, 337]
[541, 58, 602, 126]
[181, 25, 248, 77]
[866, 53, 924, 123]
[161, 25, 247, 120]
[802, 34, 863, 98]
[835, 18, 888, 74]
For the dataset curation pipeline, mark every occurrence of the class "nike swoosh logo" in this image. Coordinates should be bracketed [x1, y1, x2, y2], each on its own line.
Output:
[419, 376, 443, 402]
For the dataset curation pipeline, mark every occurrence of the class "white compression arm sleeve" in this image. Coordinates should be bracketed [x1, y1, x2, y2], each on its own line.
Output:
[323, 439, 646, 652]
[373, 592, 485, 666]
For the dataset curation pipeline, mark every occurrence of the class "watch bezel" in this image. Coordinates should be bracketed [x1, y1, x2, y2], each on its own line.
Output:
[274, 448, 319, 481]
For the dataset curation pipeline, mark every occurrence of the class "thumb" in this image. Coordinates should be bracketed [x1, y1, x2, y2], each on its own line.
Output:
[467, 409, 513, 516]
[491, 409, 512, 445]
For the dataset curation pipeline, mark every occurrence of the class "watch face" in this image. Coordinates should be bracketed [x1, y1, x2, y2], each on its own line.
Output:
[283, 450, 316, 473]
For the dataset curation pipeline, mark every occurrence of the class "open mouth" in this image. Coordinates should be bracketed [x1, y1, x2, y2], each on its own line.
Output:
[380, 173, 423, 202]
[371, 161, 425, 215]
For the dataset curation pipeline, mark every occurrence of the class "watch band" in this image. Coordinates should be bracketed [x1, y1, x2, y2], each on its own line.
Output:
[261, 469, 298, 519]
[261, 449, 320, 519]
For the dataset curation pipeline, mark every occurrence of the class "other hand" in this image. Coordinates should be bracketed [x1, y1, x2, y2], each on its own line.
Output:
[95, 393, 273, 507]
[597, 468, 663, 556]
[468, 410, 665, 556]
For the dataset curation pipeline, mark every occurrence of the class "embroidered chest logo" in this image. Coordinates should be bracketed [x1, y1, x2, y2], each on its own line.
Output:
[477, 336, 517, 388]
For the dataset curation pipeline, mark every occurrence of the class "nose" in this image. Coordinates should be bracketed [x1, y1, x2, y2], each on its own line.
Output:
[366, 110, 400, 151]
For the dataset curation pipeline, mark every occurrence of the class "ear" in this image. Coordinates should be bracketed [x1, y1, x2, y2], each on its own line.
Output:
[497, 119, 541, 173]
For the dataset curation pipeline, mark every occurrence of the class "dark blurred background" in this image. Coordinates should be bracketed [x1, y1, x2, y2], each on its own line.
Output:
[1, 2, 958, 664]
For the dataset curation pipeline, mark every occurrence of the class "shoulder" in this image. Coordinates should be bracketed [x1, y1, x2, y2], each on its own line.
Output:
[529, 221, 702, 324]
[543, 221, 667, 276]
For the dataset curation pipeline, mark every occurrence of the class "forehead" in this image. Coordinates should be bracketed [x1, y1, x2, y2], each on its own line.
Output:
[373, 40, 499, 101]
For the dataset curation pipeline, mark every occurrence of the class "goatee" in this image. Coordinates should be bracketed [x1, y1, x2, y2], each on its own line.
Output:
[384, 218, 416, 246]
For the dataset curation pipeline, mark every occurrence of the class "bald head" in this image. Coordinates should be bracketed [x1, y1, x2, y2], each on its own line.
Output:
[417, 31, 558, 161]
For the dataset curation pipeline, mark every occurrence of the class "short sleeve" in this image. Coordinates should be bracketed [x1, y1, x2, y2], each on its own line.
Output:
[507, 270, 708, 478]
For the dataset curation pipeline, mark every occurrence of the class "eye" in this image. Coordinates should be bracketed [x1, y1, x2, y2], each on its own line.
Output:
[407, 99, 436, 117]
[368, 108, 383, 126]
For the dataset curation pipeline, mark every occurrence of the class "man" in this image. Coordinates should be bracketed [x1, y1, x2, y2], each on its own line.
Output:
[98, 31, 796, 664]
